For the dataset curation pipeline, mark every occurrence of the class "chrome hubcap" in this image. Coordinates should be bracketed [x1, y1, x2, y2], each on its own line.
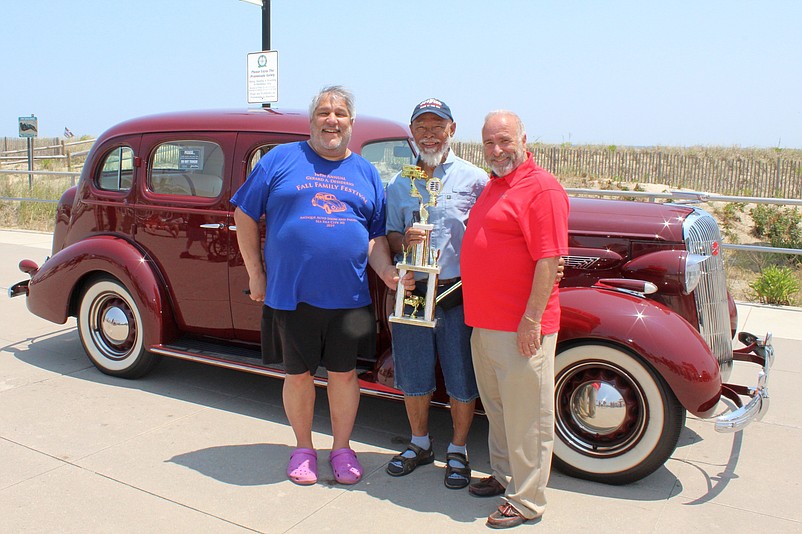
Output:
[570, 381, 627, 434]
[89, 292, 136, 360]
[556, 360, 647, 457]
[100, 306, 130, 344]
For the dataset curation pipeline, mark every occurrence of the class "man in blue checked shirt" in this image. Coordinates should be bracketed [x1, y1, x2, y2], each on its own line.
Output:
[384, 98, 488, 489]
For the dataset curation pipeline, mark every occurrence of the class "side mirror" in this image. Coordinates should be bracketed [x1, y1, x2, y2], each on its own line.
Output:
[393, 145, 414, 159]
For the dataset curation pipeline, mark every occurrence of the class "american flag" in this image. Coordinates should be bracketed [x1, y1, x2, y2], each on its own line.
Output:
[64, 127, 74, 138]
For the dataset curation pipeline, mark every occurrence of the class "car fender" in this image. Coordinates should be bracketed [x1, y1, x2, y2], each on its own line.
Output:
[558, 286, 722, 417]
[26, 235, 175, 348]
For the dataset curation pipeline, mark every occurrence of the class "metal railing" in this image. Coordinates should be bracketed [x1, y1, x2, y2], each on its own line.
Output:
[565, 188, 802, 256]
[1, 177, 800, 256]
[0, 169, 82, 203]
[0, 169, 82, 178]
[566, 187, 802, 207]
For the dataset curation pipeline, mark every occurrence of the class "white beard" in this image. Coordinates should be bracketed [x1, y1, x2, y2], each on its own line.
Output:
[488, 147, 526, 177]
[418, 136, 451, 168]
[489, 160, 514, 177]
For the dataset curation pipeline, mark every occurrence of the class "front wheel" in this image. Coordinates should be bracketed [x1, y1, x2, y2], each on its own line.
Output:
[553, 344, 685, 485]
[77, 277, 159, 378]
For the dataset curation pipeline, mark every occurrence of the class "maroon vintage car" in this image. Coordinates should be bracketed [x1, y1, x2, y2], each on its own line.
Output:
[9, 109, 773, 485]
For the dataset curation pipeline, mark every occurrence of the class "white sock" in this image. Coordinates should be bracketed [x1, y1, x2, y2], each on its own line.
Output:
[447, 442, 467, 467]
[402, 434, 430, 458]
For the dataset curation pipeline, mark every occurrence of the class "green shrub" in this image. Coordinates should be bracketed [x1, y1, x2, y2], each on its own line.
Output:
[748, 265, 800, 305]
[714, 202, 746, 243]
[750, 205, 802, 246]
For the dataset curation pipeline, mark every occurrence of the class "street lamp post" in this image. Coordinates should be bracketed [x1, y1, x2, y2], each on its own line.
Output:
[241, 0, 271, 50]
[241, 0, 272, 107]
[261, 0, 270, 52]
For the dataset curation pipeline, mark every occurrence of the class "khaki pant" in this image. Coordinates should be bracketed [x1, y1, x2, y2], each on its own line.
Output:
[471, 328, 557, 519]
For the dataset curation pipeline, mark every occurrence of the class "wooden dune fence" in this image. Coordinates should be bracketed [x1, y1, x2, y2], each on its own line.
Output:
[452, 142, 802, 199]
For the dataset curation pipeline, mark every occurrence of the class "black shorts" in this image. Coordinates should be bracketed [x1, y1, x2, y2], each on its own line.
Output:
[261, 303, 376, 375]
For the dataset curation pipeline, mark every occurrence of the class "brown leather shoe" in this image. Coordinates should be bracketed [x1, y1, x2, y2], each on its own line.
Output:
[468, 475, 505, 497]
[486, 503, 534, 529]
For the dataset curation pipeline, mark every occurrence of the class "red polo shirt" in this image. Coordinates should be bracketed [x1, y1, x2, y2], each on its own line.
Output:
[461, 154, 569, 333]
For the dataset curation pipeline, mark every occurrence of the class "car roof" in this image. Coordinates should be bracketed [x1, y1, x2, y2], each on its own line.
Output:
[96, 108, 412, 149]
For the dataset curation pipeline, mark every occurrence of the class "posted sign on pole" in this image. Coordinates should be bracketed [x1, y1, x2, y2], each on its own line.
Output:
[247, 50, 278, 104]
[19, 116, 38, 138]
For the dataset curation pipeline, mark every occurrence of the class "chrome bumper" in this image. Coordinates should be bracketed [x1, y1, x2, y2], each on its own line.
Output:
[9, 259, 40, 299]
[8, 279, 29, 298]
[715, 332, 774, 433]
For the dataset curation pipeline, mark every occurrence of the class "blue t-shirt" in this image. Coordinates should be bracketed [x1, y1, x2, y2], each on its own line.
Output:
[231, 141, 386, 310]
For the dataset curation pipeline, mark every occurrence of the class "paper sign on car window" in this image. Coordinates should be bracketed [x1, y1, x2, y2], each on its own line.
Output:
[179, 147, 204, 170]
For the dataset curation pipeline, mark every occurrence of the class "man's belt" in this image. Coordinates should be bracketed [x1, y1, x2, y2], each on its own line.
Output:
[412, 277, 462, 304]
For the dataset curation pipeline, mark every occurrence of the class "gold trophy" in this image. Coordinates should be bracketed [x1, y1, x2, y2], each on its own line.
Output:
[389, 165, 442, 328]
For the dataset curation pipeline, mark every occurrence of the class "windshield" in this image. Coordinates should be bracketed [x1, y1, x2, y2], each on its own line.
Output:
[360, 139, 416, 185]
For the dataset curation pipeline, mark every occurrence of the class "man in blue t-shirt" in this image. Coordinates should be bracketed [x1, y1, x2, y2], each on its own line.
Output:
[231, 86, 411, 487]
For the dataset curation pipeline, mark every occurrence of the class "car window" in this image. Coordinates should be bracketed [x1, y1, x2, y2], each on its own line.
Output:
[96, 147, 134, 191]
[361, 139, 415, 185]
[149, 140, 224, 198]
[247, 144, 279, 174]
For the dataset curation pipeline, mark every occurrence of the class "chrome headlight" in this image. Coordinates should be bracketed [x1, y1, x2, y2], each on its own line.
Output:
[683, 253, 709, 294]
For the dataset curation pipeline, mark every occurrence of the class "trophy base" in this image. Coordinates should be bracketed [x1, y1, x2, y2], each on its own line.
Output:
[392, 255, 440, 329]
[389, 315, 437, 328]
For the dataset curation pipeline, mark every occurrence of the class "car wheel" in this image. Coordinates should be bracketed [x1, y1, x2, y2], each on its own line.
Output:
[77, 277, 159, 378]
[553, 344, 684, 485]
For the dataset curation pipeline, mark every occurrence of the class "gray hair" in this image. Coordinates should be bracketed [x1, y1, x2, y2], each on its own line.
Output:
[309, 85, 356, 119]
[484, 110, 526, 139]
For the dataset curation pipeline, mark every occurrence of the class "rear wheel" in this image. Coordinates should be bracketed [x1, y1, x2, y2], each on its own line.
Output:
[77, 277, 159, 378]
[553, 344, 684, 484]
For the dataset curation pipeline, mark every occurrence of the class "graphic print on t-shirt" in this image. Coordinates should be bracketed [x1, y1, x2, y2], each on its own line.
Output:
[311, 192, 347, 214]
[297, 171, 370, 228]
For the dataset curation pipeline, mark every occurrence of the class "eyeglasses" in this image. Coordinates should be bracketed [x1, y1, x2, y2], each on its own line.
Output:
[412, 125, 449, 135]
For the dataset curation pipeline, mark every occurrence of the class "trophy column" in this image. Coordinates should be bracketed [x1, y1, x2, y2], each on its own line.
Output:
[389, 165, 442, 328]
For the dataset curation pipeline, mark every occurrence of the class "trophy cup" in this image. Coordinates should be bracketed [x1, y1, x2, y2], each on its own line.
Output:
[389, 165, 442, 328]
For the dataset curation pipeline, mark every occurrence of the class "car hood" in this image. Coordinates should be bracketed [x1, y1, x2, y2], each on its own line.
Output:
[569, 197, 692, 243]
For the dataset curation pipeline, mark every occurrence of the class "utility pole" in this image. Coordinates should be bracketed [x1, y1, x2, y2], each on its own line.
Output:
[262, 0, 270, 51]
[261, 1, 271, 108]
[242, 0, 275, 107]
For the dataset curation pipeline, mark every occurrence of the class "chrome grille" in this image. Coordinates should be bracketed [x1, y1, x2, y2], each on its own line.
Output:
[563, 255, 600, 269]
[683, 209, 733, 380]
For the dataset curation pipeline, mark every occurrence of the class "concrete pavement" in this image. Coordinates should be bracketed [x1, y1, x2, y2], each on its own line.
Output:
[1, 229, 800, 533]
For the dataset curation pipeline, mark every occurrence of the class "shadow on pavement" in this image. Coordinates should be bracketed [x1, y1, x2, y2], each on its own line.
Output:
[11, 327, 761, 510]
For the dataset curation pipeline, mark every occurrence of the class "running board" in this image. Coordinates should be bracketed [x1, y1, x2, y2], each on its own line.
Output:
[149, 340, 410, 403]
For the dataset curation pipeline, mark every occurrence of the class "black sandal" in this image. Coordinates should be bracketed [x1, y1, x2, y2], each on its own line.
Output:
[444, 452, 471, 489]
[386, 442, 434, 476]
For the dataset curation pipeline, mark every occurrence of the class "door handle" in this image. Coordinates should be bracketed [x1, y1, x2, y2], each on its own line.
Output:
[199, 223, 226, 230]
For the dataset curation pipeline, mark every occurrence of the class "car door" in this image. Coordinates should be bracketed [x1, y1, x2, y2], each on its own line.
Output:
[228, 132, 309, 341]
[134, 133, 236, 337]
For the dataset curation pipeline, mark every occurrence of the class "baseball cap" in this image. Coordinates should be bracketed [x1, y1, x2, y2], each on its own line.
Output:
[410, 98, 453, 122]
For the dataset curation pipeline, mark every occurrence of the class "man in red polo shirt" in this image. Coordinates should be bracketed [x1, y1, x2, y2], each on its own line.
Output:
[461, 110, 569, 529]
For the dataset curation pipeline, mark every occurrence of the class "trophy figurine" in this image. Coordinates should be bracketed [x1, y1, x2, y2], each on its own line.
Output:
[389, 165, 442, 328]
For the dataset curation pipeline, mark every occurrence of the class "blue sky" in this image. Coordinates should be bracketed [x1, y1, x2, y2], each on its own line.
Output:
[3, 0, 801, 148]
